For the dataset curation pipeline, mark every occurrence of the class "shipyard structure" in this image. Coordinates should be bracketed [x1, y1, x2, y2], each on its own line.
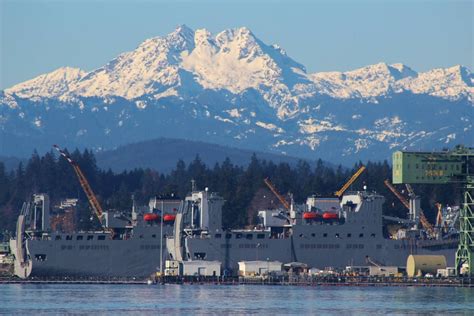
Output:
[7, 146, 473, 278]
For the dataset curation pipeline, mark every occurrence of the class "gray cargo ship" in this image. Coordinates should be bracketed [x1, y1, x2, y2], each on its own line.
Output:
[10, 194, 180, 278]
[167, 190, 457, 275]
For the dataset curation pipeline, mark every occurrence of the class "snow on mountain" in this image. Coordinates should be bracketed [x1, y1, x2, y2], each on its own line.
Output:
[1, 25, 472, 162]
[5, 26, 472, 104]
[397, 65, 473, 101]
[5, 67, 85, 100]
[72, 25, 195, 99]
[308, 63, 472, 101]
[309, 63, 415, 99]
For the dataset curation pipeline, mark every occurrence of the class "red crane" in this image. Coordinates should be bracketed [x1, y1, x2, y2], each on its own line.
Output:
[264, 178, 291, 210]
[53, 145, 104, 225]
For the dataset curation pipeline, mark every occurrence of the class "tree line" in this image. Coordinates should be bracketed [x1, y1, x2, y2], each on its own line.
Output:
[0, 149, 461, 235]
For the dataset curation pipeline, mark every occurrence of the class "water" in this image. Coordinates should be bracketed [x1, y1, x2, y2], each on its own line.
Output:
[1, 284, 473, 315]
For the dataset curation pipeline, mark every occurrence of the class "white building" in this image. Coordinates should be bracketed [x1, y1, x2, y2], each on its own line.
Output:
[238, 260, 282, 276]
[181, 261, 221, 277]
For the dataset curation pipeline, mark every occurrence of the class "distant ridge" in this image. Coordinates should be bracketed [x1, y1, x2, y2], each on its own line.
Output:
[95, 138, 326, 172]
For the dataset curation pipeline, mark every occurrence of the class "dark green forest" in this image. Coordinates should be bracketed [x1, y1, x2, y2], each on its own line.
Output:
[0, 149, 462, 236]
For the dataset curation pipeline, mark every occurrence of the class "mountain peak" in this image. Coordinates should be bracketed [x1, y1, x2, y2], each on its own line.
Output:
[3, 27, 472, 104]
[388, 63, 417, 80]
[169, 24, 195, 42]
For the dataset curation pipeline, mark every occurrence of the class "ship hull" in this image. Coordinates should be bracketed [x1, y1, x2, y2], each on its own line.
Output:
[181, 233, 456, 273]
[14, 224, 174, 278]
[26, 238, 164, 278]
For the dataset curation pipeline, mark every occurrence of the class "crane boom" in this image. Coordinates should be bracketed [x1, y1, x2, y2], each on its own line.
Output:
[384, 179, 410, 209]
[264, 178, 290, 210]
[384, 180, 435, 237]
[53, 145, 104, 224]
[335, 166, 366, 197]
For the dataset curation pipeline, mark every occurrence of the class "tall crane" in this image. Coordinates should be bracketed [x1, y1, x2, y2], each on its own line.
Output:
[53, 145, 104, 225]
[334, 166, 366, 197]
[263, 178, 290, 210]
[384, 180, 435, 238]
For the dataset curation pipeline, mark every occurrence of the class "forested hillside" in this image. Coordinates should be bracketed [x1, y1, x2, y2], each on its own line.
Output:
[0, 149, 461, 234]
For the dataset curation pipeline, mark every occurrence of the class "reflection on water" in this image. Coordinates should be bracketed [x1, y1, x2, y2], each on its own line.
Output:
[1, 284, 473, 314]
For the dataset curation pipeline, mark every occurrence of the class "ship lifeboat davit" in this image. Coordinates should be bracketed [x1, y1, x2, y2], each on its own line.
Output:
[163, 214, 176, 222]
[144, 213, 160, 221]
[322, 212, 339, 220]
[303, 212, 321, 220]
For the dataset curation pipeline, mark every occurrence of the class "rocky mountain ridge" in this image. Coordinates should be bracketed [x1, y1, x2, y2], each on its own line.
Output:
[1, 25, 472, 163]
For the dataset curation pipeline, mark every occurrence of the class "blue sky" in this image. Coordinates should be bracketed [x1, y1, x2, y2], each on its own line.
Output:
[1, 0, 472, 89]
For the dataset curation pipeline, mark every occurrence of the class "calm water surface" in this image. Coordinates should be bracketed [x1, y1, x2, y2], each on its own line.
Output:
[1, 284, 473, 315]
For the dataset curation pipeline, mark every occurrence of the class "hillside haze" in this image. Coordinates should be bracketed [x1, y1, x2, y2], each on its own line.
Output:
[95, 138, 327, 173]
[1, 25, 472, 163]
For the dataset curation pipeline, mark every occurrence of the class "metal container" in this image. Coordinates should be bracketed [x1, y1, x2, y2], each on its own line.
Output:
[406, 255, 447, 277]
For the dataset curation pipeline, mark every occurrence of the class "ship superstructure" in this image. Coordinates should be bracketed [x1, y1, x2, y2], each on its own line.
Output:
[167, 190, 457, 275]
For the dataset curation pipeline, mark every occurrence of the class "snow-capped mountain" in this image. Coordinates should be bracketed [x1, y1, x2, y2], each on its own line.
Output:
[1, 25, 472, 163]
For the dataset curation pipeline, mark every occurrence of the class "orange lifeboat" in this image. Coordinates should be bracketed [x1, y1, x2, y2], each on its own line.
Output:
[322, 212, 339, 220]
[303, 212, 321, 220]
[144, 213, 159, 221]
[163, 214, 176, 222]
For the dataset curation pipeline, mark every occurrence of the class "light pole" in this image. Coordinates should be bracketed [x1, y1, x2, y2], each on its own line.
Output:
[160, 199, 164, 276]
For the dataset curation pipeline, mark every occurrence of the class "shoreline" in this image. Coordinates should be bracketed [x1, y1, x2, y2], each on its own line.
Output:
[2, 276, 473, 288]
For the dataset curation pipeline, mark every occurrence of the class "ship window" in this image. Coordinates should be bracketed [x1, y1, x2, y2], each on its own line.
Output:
[139, 235, 144, 239]
[347, 244, 352, 249]
[371, 233, 376, 238]
[225, 234, 232, 239]
[98, 235, 106, 240]
[215, 234, 222, 238]
[322, 244, 328, 249]
[335, 244, 340, 249]
[347, 233, 352, 238]
[66, 235, 72, 240]
[311, 233, 316, 237]
[358, 244, 364, 249]
[152, 234, 156, 238]
[194, 252, 206, 259]
[236, 233, 242, 239]
[323, 233, 327, 237]
[359, 233, 364, 238]
[246, 234, 253, 240]
[34, 254, 47, 261]
[55, 235, 61, 240]
[76, 235, 83, 241]
[257, 234, 265, 239]
[87, 235, 94, 240]
[299, 234, 304, 238]
[335, 233, 340, 238]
